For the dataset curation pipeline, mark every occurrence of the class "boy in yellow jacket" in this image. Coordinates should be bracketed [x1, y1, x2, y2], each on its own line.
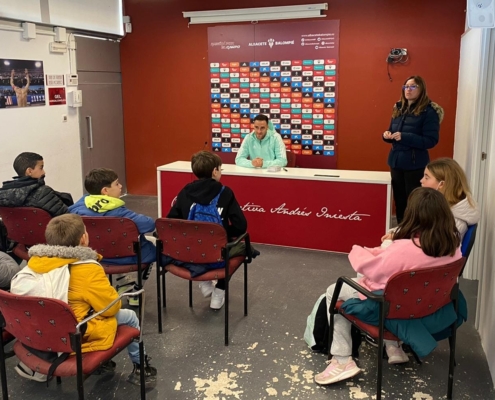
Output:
[10, 214, 157, 385]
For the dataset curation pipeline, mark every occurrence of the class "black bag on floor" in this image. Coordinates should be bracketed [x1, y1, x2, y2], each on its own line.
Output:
[312, 296, 362, 358]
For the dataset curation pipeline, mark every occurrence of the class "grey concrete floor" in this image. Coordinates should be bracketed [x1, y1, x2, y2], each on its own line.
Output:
[2, 195, 493, 400]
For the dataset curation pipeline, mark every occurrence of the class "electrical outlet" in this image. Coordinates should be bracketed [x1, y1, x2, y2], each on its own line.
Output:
[62, 114, 67, 122]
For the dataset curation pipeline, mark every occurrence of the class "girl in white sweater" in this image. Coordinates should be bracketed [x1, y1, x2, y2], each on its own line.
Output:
[420, 158, 480, 240]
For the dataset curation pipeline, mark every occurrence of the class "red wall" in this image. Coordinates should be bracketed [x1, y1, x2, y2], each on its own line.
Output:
[121, 0, 466, 195]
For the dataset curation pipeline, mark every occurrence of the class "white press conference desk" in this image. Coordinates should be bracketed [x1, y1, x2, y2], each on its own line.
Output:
[157, 161, 391, 253]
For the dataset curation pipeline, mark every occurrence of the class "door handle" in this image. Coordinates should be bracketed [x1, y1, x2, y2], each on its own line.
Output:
[86, 116, 93, 149]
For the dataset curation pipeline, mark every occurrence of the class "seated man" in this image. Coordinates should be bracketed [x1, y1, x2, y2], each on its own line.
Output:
[10, 214, 157, 385]
[0, 152, 73, 216]
[235, 114, 287, 169]
[69, 168, 156, 305]
[167, 151, 248, 310]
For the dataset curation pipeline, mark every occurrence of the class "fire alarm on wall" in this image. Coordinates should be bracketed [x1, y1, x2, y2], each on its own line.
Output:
[66, 74, 78, 86]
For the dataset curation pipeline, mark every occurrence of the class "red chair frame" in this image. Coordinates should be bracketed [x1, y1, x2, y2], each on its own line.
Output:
[81, 217, 146, 287]
[155, 218, 252, 345]
[328, 257, 466, 400]
[0, 289, 146, 399]
[0, 207, 52, 260]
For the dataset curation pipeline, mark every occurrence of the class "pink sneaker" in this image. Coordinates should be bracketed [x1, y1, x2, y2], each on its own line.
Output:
[314, 357, 361, 385]
[386, 344, 409, 364]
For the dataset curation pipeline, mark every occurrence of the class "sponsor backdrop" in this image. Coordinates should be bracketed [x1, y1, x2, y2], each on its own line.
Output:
[208, 20, 340, 169]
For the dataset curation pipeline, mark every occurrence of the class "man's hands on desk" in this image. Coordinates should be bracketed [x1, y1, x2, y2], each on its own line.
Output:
[251, 158, 263, 168]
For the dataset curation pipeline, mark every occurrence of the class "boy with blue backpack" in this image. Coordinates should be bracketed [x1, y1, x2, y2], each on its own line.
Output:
[167, 151, 247, 310]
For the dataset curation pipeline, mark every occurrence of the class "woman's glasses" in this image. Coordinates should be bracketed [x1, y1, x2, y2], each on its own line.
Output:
[402, 85, 419, 91]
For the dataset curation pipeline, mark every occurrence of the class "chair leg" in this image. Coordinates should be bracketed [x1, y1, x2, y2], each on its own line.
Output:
[244, 261, 248, 316]
[448, 329, 457, 399]
[109, 275, 113, 285]
[75, 335, 84, 400]
[225, 277, 229, 346]
[189, 280, 193, 307]
[0, 330, 9, 400]
[57, 376, 62, 384]
[156, 263, 163, 334]
[376, 303, 385, 400]
[162, 269, 166, 308]
[139, 341, 146, 399]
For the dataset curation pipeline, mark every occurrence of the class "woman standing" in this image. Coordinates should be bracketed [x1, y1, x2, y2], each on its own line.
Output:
[383, 76, 443, 223]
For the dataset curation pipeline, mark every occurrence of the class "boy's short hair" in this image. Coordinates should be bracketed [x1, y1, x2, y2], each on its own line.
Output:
[85, 168, 118, 195]
[191, 151, 222, 179]
[45, 214, 86, 247]
[13, 152, 43, 177]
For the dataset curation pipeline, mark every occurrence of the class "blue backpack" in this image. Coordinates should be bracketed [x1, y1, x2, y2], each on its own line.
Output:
[187, 187, 225, 269]
[187, 187, 225, 225]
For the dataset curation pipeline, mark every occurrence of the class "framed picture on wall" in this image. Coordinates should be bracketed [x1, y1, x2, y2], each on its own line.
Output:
[0, 58, 46, 109]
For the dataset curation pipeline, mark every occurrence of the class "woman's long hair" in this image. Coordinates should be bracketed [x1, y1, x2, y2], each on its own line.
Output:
[426, 158, 476, 208]
[392, 75, 431, 118]
[393, 187, 460, 257]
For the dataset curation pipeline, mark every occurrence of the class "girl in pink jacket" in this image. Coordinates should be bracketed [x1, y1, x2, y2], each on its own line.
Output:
[315, 187, 462, 386]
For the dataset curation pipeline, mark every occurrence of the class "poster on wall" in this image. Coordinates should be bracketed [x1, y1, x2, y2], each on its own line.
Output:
[208, 20, 339, 169]
[0, 58, 46, 109]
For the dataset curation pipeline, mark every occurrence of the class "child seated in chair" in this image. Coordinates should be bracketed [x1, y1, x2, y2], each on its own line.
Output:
[69, 168, 156, 304]
[10, 214, 157, 385]
[314, 187, 462, 386]
[0, 251, 21, 290]
[0, 152, 73, 216]
[167, 151, 248, 310]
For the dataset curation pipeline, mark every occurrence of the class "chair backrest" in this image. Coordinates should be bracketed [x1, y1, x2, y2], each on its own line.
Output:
[0, 207, 51, 247]
[155, 218, 227, 264]
[82, 217, 139, 258]
[461, 224, 477, 259]
[383, 257, 465, 320]
[286, 151, 296, 167]
[0, 290, 77, 353]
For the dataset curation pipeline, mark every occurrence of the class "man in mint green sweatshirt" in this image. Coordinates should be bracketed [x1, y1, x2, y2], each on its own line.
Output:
[235, 115, 288, 168]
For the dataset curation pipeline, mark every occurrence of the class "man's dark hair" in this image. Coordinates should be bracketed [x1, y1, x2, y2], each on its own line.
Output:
[191, 151, 222, 179]
[85, 168, 119, 195]
[13, 152, 43, 176]
[253, 114, 269, 123]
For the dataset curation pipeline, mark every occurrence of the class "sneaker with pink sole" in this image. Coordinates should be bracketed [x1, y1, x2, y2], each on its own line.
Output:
[386, 343, 409, 364]
[314, 357, 361, 385]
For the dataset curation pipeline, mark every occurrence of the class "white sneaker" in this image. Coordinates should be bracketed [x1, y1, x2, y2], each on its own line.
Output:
[199, 281, 215, 298]
[210, 288, 225, 310]
[15, 362, 47, 382]
[385, 343, 409, 364]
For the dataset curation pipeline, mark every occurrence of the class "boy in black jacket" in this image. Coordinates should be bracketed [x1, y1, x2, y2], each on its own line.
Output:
[0, 152, 73, 216]
[167, 151, 247, 310]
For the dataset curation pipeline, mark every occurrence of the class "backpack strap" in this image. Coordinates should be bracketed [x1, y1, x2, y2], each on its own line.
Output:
[46, 352, 70, 383]
[210, 186, 225, 207]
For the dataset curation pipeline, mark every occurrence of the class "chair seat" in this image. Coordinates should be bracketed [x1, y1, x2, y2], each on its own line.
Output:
[12, 244, 29, 261]
[336, 301, 399, 342]
[102, 263, 149, 275]
[165, 256, 246, 281]
[13, 325, 140, 377]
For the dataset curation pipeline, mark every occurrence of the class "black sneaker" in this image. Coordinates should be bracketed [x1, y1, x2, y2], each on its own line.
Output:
[93, 360, 117, 375]
[127, 356, 157, 386]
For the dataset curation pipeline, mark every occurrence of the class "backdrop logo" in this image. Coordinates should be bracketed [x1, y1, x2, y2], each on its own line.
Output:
[268, 38, 275, 48]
